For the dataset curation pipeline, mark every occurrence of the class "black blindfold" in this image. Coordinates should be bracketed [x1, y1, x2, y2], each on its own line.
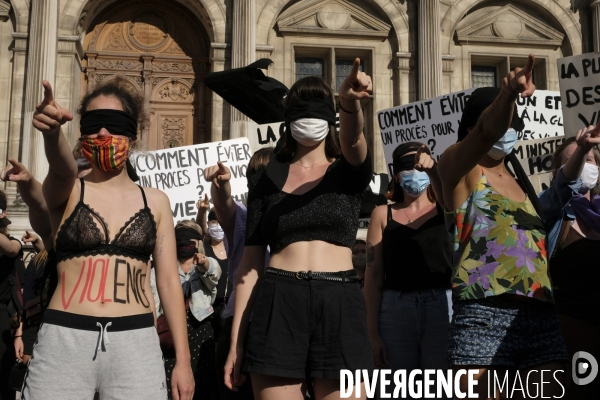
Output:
[284, 98, 336, 126]
[392, 142, 430, 174]
[80, 109, 138, 140]
[175, 227, 203, 248]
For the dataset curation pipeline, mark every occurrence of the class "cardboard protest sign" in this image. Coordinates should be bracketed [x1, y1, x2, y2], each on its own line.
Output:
[131, 138, 252, 223]
[377, 89, 475, 176]
[515, 90, 564, 140]
[558, 53, 600, 137]
[513, 136, 565, 176]
[378, 88, 566, 178]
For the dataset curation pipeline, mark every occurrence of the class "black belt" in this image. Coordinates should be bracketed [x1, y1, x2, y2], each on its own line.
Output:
[265, 267, 360, 283]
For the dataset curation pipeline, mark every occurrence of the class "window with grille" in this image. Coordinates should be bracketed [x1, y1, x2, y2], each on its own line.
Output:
[295, 58, 325, 81]
[335, 59, 363, 91]
[471, 66, 497, 88]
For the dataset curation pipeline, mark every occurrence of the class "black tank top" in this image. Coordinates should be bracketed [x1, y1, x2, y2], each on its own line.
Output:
[204, 243, 231, 303]
[550, 226, 600, 323]
[382, 203, 452, 292]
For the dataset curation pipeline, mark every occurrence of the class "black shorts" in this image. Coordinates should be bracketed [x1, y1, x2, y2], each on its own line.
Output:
[244, 268, 374, 380]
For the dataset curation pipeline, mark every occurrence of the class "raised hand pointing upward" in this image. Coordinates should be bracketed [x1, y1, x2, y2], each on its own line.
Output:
[338, 58, 372, 101]
[204, 161, 231, 189]
[503, 53, 536, 98]
[32, 80, 73, 135]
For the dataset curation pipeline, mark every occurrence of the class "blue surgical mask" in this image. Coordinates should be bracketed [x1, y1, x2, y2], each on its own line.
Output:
[399, 169, 430, 197]
[488, 128, 518, 160]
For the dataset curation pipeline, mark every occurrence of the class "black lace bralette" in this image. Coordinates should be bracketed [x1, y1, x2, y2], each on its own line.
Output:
[55, 179, 157, 264]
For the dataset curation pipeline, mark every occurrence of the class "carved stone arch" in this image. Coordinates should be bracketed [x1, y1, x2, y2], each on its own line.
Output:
[61, 0, 225, 43]
[9, 0, 29, 32]
[98, 74, 143, 95]
[257, 0, 409, 52]
[441, 0, 581, 56]
[82, 0, 210, 150]
[151, 78, 194, 102]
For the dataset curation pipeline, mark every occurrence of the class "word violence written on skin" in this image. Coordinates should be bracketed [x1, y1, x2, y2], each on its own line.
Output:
[61, 257, 149, 310]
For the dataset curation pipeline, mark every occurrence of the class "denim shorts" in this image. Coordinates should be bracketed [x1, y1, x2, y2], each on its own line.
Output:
[447, 296, 568, 369]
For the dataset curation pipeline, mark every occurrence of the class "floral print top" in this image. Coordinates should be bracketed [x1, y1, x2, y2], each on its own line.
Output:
[445, 173, 552, 302]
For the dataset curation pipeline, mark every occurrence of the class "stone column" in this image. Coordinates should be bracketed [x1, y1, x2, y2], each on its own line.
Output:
[20, 0, 59, 182]
[229, 0, 256, 139]
[593, 0, 600, 52]
[210, 43, 228, 142]
[141, 55, 154, 148]
[418, 0, 442, 100]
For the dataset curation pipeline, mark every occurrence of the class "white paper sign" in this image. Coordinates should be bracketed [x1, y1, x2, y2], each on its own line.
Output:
[558, 52, 600, 137]
[377, 89, 475, 176]
[515, 90, 564, 140]
[131, 138, 252, 223]
[513, 136, 566, 176]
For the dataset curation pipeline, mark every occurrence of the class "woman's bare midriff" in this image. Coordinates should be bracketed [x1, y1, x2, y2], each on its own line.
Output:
[47, 254, 152, 317]
[269, 240, 353, 273]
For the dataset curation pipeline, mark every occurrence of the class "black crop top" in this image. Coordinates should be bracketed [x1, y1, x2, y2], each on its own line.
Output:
[55, 179, 157, 264]
[382, 203, 452, 292]
[245, 151, 373, 252]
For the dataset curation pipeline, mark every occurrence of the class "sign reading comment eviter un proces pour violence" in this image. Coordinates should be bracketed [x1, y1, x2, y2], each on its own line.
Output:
[130, 138, 252, 223]
[377, 90, 565, 181]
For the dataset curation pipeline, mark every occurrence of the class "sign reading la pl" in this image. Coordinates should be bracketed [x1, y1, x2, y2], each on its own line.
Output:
[558, 52, 600, 137]
[130, 138, 252, 223]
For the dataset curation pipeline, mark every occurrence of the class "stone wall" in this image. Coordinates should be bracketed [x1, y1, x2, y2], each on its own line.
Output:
[0, 0, 593, 238]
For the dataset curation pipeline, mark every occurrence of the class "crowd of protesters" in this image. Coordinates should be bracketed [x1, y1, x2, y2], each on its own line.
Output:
[0, 52, 595, 400]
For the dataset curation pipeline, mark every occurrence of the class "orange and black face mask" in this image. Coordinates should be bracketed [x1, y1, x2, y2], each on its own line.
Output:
[80, 135, 130, 172]
[79, 109, 137, 173]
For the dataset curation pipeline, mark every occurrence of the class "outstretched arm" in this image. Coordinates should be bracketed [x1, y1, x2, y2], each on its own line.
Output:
[414, 145, 444, 210]
[439, 54, 536, 210]
[563, 126, 600, 180]
[32, 81, 77, 212]
[338, 58, 370, 166]
[195, 194, 209, 237]
[151, 191, 194, 400]
[0, 159, 52, 247]
[204, 162, 236, 244]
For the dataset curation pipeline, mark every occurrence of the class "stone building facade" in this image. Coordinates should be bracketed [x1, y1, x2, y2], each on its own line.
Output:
[0, 0, 597, 234]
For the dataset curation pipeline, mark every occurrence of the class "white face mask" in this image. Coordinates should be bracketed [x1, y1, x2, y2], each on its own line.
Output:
[289, 118, 329, 147]
[580, 163, 599, 193]
[208, 224, 224, 241]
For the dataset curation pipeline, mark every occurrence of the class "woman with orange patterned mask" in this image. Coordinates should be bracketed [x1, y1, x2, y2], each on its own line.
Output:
[22, 79, 194, 400]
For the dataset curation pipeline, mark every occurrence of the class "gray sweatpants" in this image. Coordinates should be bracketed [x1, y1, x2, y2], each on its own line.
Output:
[21, 311, 167, 400]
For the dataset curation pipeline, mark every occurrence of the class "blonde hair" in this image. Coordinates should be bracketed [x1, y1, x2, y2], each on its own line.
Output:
[174, 220, 205, 255]
[32, 249, 48, 270]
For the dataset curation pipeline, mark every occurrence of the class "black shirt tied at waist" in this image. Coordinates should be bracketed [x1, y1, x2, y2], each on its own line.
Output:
[382, 203, 452, 292]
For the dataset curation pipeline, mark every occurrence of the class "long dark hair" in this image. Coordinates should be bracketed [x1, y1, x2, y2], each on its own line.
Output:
[277, 76, 340, 160]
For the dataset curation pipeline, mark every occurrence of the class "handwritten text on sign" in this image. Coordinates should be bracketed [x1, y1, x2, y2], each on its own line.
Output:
[558, 53, 600, 137]
[515, 90, 564, 140]
[513, 137, 566, 176]
[377, 89, 475, 177]
[131, 138, 252, 222]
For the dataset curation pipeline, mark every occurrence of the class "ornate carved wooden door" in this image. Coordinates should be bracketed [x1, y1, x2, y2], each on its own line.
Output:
[83, 1, 209, 149]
